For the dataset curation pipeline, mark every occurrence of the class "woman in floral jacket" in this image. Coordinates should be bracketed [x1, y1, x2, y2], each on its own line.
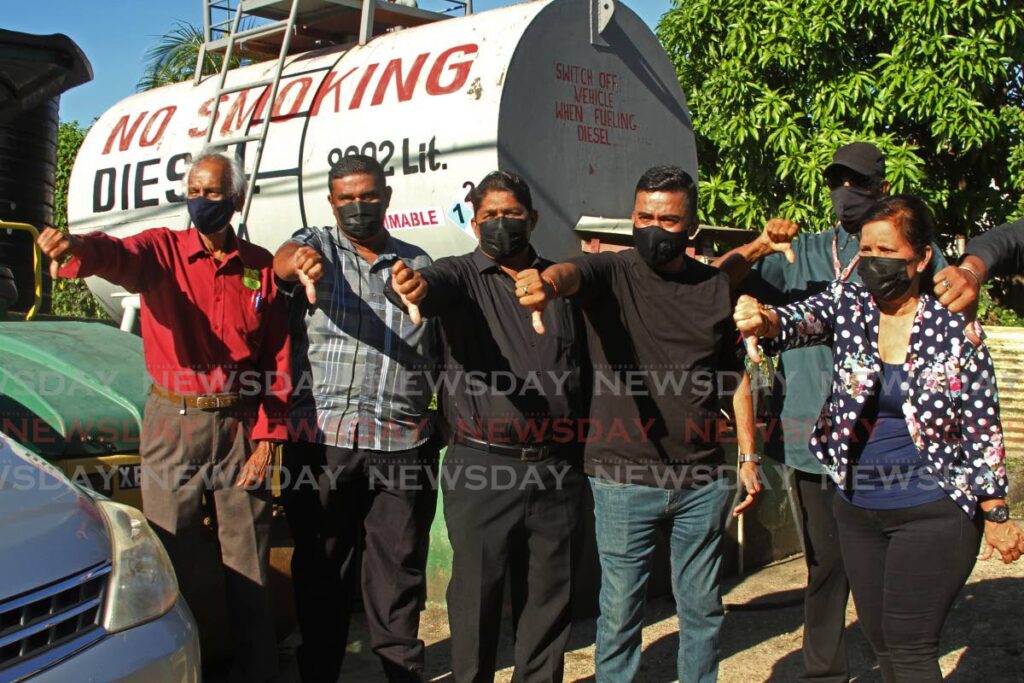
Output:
[734, 195, 1024, 683]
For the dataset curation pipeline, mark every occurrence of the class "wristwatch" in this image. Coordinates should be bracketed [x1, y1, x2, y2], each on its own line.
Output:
[738, 452, 762, 465]
[982, 504, 1010, 523]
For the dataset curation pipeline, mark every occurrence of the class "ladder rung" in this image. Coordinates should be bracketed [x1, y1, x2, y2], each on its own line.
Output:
[214, 134, 265, 147]
[205, 20, 289, 51]
[233, 19, 290, 40]
[325, 0, 454, 23]
[240, 0, 290, 11]
[217, 78, 275, 96]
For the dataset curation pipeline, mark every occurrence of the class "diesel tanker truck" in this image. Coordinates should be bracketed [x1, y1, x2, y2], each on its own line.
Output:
[68, 0, 707, 317]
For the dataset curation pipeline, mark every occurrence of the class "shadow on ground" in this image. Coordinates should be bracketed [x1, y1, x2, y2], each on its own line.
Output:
[205, 554, 1023, 682]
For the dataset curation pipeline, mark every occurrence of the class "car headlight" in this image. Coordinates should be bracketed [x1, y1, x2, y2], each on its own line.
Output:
[95, 500, 179, 633]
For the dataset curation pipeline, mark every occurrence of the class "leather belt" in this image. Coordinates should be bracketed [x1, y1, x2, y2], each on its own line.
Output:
[454, 434, 560, 462]
[150, 383, 251, 411]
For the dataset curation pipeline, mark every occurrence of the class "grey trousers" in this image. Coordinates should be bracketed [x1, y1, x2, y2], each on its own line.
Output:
[140, 391, 277, 682]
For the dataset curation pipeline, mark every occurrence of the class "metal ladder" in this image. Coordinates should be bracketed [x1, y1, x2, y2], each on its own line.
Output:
[192, 0, 301, 239]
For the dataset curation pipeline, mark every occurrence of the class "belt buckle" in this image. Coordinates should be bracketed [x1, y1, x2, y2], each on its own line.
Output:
[196, 394, 226, 410]
[519, 445, 546, 462]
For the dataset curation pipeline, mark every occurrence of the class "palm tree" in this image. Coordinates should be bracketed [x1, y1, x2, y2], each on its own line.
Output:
[137, 21, 245, 91]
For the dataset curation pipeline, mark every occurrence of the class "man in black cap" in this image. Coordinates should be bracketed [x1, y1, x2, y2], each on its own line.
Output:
[714, 141, 947, 683]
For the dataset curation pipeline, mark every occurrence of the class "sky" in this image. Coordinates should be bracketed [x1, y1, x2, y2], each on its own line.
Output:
[5, 0, 673, 126]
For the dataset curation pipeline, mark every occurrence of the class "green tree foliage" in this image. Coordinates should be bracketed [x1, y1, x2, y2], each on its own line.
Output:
[137, 21, 245, 91]
[658, 0, 1024, 238]
[51, 121, 107, 318]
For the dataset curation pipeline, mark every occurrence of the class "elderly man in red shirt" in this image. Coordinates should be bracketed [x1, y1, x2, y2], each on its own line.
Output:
[38, 148, 290, 682]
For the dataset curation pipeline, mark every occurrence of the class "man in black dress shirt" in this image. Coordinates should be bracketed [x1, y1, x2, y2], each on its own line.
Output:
[390, 171, 585, 683]
[517, 166, 761, 682]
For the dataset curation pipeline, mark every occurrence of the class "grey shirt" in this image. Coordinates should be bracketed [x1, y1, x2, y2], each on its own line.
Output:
[285, 226, 440, 451]
[965, 218, 1024, 278]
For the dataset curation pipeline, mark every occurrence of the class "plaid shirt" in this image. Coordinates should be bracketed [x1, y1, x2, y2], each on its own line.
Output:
[285, 226, 440, 451]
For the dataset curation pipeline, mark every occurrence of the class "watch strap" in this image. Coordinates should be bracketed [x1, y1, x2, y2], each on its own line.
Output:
[983, 505, 1010, 523]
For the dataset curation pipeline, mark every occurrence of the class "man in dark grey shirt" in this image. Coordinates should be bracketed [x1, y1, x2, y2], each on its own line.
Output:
[390, 171, 585, 683]
[933, 217, 1024, 313]
[273, 155, 440, 683]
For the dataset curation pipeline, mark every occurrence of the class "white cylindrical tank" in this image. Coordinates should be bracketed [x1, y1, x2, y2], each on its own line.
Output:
[68, 0, 696, 314]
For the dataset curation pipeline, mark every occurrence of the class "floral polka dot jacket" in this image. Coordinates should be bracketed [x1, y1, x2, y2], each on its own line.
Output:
[762, 281, 1008, 517]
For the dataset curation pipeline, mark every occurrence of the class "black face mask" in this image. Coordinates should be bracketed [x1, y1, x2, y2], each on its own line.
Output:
[830, 186, 878, 234]
[477, 217, 531, 261]
[633, 224, 689, 269]
[857, 256, 914, 301]
[187, 196, 235, 235]
[336, 201, 384, 240]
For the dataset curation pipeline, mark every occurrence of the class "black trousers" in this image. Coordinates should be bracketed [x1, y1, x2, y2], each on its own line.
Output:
[443, 444, 585, 683]
[794, 470, 851, 683]
[281, 438, 440, 683]
[834, 495, 982, 683]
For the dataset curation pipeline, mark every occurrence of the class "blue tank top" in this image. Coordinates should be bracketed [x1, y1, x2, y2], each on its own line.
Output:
[840, 362, 946, 509]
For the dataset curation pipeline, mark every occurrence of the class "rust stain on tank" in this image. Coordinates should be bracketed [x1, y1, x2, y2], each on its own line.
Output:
[467, 77, 483, 99]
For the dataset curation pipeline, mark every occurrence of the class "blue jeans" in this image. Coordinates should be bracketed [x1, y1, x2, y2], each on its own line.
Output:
[590, 476, 730, 683]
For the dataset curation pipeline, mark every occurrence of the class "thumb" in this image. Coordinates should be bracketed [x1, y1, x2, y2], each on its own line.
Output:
[49, 258, 60, 281]
[742, 333, 761, 364]
[297, 270, 316, 305]
[782, 244, 796, 264]
[531, 309, 545, 335]
[398, 290, 422, 324]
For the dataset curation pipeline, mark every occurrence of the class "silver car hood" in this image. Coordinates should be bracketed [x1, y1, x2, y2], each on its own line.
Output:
[0, 437, 111, 602]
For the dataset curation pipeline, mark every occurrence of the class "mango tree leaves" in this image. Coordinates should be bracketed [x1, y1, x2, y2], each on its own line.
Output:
[658, 0, 1024, 238]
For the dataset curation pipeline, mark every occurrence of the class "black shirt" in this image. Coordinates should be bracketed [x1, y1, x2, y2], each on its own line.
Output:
[410, 248, 584, 446]
[571, 249, 744, 488]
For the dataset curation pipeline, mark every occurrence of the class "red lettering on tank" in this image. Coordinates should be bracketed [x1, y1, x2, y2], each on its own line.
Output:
[349, 63, 379, 110]
[139, 107, 177, 148]
[102, 112, 148, 154]
[271, 76, 313, 120]
[310, 68, 358, 116]
[371, 54, 430, 106]
[577, 124, 610, 146]
[188, 96, 229, 138]
[219, 88, 271, 135]
[425, 44, 478, 96]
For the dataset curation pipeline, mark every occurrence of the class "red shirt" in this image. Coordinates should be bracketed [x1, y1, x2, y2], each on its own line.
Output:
[60, 227, 290, 441]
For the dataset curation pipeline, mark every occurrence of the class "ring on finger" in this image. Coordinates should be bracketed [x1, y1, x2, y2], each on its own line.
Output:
[941, 278, 951, 289]
[519, 285, 529, 295]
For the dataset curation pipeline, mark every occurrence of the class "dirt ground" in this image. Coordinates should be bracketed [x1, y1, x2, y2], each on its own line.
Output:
[260, 553, 1023, 682]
